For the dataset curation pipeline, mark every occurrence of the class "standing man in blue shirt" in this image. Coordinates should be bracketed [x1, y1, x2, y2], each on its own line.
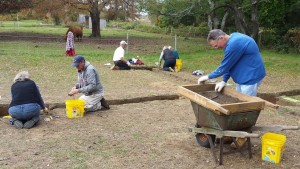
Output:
[198, 29, 266, 97]
[198, 29, 266, 148]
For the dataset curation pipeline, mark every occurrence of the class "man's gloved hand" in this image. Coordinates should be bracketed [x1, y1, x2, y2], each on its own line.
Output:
[215, 81, 226, 92]
[197, 75, 209, 84]
[126, 61, 131, 66]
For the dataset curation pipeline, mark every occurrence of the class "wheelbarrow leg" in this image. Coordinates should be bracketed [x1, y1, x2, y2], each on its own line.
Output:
[247, 137, 252, 159]
[219, 137, 224, 165]
[206, 134, 219, 164]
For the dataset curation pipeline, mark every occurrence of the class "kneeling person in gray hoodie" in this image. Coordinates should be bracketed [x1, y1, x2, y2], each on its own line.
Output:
[69, 55, 110, 112]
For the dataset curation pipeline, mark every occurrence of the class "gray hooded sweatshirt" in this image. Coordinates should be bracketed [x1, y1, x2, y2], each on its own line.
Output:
[77, 61, 104, 96]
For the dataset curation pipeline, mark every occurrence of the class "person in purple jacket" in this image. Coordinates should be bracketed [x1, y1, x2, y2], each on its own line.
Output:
[198, 29, 266, 97]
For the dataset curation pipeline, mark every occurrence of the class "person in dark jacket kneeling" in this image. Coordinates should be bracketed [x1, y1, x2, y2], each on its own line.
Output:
[9, 71, 46, 129]
[159, 46, 176, 72]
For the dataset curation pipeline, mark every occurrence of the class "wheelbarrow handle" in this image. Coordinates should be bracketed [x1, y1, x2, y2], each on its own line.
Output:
[189, 127, 260, 138]
[281, 125, 300, 130]
[251, 125, 300, 132]
[254, 96, 280, 110]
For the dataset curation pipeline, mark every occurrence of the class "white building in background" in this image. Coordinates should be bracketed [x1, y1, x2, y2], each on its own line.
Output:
[78, 14, 106, 30]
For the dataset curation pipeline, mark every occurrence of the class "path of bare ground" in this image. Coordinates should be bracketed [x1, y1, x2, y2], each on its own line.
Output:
[0, 32, 162, 47]
[0, 32, 170, 56]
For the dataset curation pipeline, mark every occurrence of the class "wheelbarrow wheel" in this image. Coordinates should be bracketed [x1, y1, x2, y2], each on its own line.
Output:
[195, 133, 216, 148]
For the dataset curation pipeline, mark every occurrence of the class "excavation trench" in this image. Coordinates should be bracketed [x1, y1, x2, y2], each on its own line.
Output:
[1, 91, 299, 117]
[0, 94, 179, 116]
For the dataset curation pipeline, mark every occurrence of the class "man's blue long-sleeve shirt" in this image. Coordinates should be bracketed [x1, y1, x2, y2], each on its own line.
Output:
[208, 33, 266, 85]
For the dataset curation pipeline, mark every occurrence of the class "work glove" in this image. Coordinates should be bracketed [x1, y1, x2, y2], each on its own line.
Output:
[215, 81, 226, 92]
[126, 61, 131, 66]
[197, 75, 209, 84]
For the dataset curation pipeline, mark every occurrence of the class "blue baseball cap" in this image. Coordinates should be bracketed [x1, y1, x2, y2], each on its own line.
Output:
[72, 55, 85, 67]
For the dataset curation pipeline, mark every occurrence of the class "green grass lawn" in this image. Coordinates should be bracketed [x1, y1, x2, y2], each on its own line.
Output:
[0, 20, 299, 95]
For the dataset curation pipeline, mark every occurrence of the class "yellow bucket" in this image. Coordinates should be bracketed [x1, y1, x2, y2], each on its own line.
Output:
[65, 99, 85, 118]
[175, 59, 182, 72]
[261, 132, 286, 164]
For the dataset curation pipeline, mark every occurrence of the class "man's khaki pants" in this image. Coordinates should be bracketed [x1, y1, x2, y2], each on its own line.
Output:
[79, 93, 103, 112]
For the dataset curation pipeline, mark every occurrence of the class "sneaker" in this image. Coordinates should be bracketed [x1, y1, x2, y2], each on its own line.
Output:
[175, 67, 178, 72]
[104, 63, 111, 67]
[13, 120, 24, 129]
[110, 65, 119, 70]
[23, 119, 38, 129]
[100, 98, 110, 110]
[230, 137, 247, 149]
[168, 67, 175, 72]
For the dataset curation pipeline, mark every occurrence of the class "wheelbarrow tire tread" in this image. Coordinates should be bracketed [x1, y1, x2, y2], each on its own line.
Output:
[195, 133, 216, 148]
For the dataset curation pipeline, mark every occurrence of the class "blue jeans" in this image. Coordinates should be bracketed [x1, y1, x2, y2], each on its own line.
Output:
[236, 80, 263, 96]
[163, 58, 176, 71]
[9, 103, 40, 122]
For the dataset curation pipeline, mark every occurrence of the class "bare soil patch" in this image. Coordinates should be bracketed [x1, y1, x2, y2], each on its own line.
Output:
[0, 99, 299, 169]
[199, 91, 242, 104]
[0, 68, 299, 169]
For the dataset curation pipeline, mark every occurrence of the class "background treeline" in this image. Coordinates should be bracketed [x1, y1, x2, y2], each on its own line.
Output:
[0, 0, 299, 53]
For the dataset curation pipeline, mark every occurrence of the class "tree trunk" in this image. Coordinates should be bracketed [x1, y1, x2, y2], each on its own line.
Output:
[207, 0, 220, 29]
[220, 10, 229, 30]
[89, 0, 101, 38]
[251, 0, 259, 42]
[208, 14, 213, 30]
[233, 5, 248, 35]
